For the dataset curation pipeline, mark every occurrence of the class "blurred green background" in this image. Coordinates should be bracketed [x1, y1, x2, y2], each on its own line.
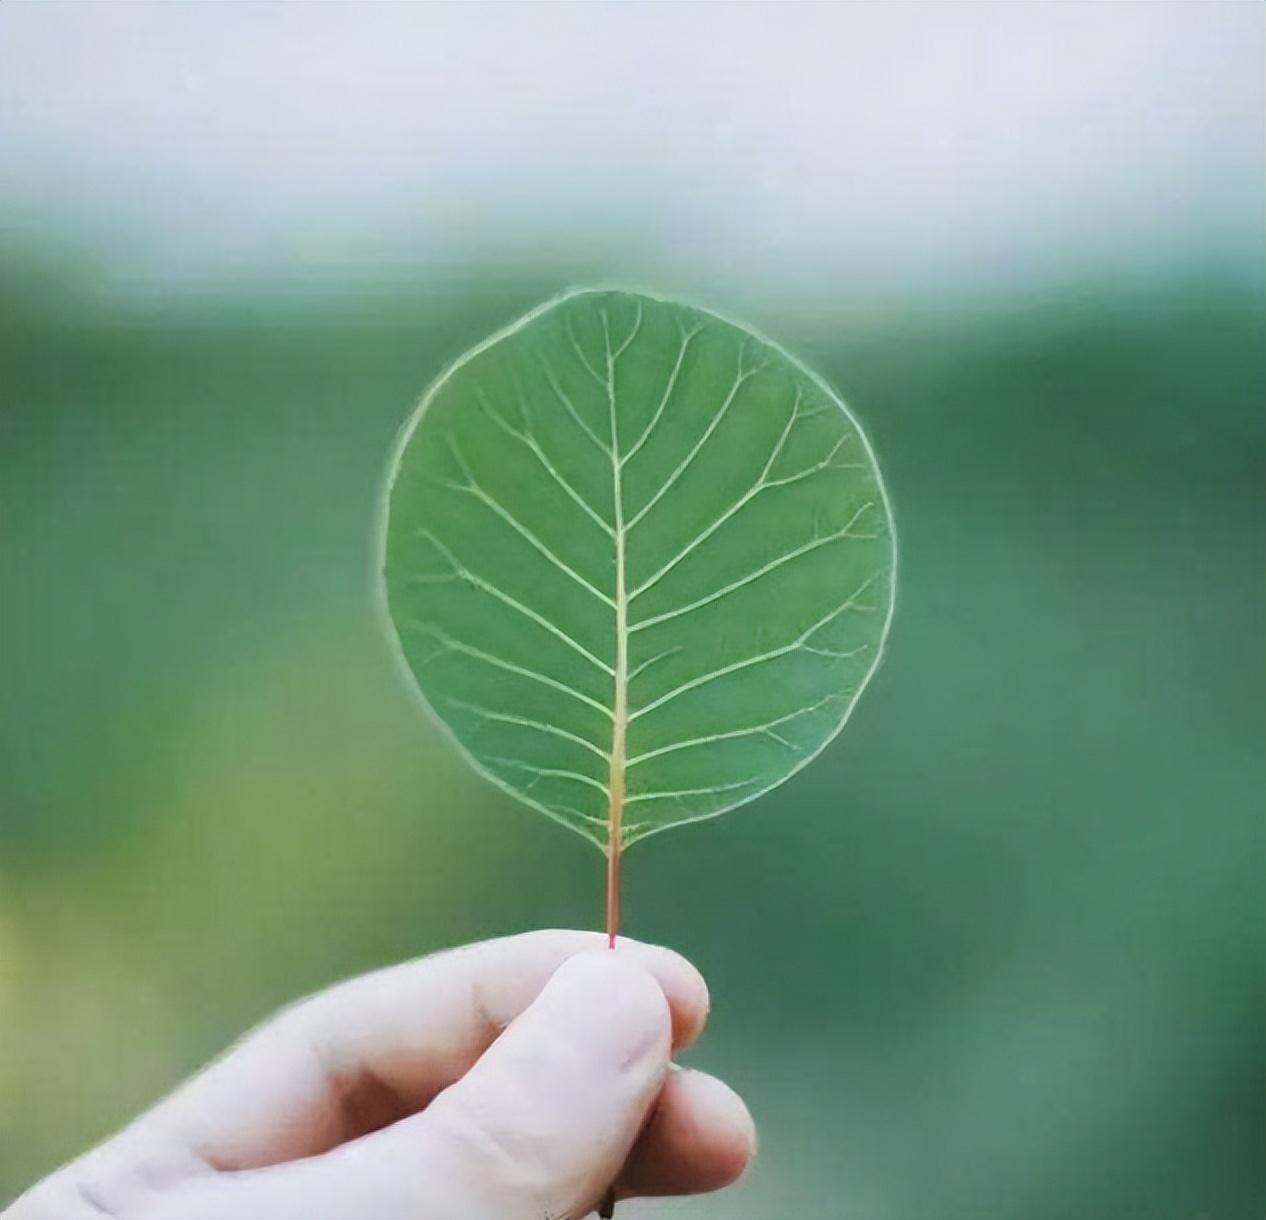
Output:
[1, 4, 1262, 1217]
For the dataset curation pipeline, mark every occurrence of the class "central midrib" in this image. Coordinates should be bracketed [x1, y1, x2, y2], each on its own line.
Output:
[605, 317, 628, 945]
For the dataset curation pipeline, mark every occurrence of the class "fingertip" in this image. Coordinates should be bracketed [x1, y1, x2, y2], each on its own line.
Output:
[550, 948, 669, 1014]
[619, 1068, 757, 1199]
[543, 951, 673, 1068]
[606, 940, 709, 1051]
[464, 929, 710, 1052]
[681, 1070, 757, 1184]
[634, 945, 710, 1050]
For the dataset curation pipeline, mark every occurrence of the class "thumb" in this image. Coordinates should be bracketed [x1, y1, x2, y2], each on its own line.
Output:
[370, 949, 672, 1218]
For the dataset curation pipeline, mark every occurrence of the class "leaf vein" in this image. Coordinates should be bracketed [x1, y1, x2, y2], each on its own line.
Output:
[404, 619, 614, 719]
[440, 437, 615, 608]
[487, 757, 608, 795]
[625, 692, 846, 767]
[620, 321, 704, 469]
[565, 314, 607, 387]
[445, 698, 609, 759]
[630, 404, 863, 603]
[475, 385, 615, 536]
[630, 503, 878, 631]
[624, 354, 763, 532]
[626, 776, 764, 805]
[537, 356, 612, 456]
[628, 571, 883, 722]
[411, 529, 614, 675]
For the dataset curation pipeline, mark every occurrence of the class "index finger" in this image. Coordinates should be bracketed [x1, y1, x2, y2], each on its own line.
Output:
[136, 930, 709, 1170]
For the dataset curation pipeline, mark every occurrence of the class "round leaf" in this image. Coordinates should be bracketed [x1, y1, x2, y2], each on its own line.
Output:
[380, 290, 896, 849]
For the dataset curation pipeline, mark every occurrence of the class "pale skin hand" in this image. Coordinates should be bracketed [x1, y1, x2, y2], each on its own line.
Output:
[6, 931, 755, 1219]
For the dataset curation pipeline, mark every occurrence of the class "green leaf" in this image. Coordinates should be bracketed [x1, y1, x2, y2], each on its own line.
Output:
[379, 289, 896, 851]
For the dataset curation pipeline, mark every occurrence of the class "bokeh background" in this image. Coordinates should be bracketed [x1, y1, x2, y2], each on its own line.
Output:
[2, 3, 1262, 1216]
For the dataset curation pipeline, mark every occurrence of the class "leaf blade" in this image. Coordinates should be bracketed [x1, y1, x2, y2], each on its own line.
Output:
[382, 289, 896, 849]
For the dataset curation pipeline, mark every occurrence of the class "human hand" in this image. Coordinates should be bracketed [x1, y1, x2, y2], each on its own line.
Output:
[7, 931, 755, 1219]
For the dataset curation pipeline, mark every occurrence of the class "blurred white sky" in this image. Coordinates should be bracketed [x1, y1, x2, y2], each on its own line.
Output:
[0, 1, 1260, 304]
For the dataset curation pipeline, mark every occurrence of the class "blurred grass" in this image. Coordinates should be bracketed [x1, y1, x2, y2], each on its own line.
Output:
[1, 251, 1262, 1217]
